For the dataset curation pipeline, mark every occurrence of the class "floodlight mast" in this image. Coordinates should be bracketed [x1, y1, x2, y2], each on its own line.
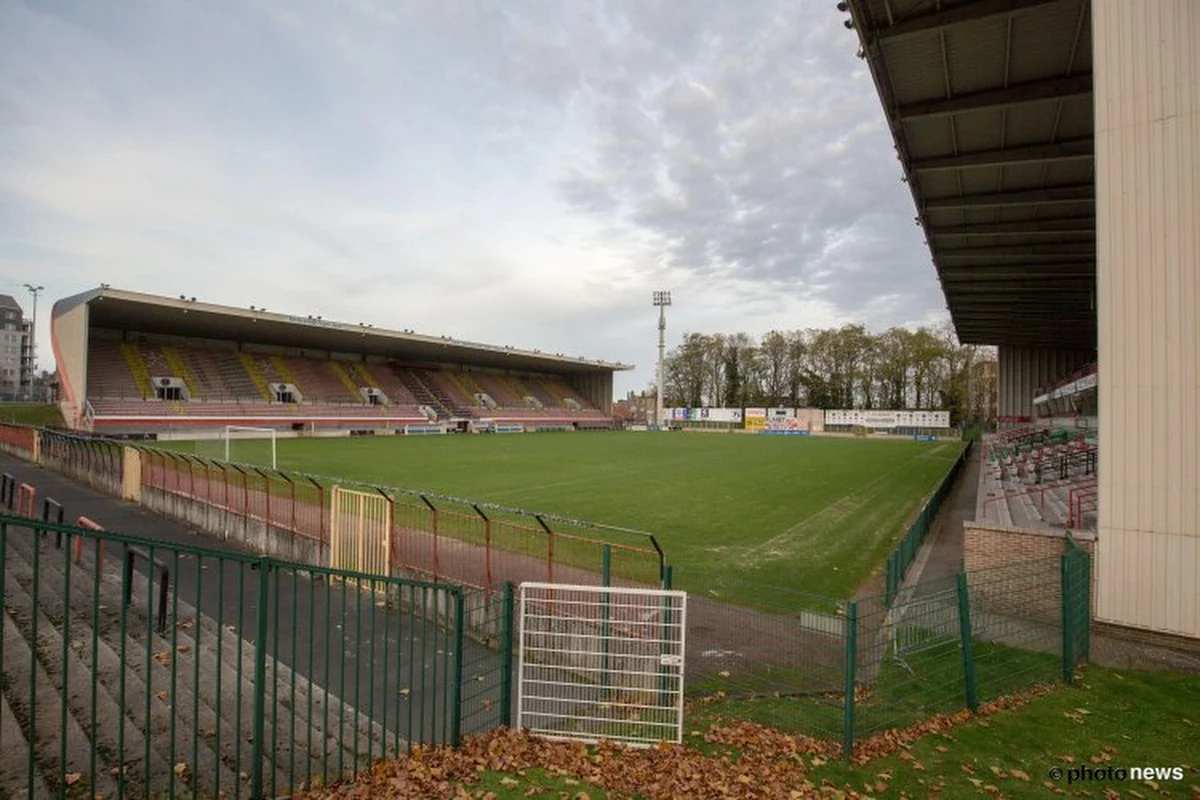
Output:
[23, 284, 44, 402]
[652, 290, 672, 429]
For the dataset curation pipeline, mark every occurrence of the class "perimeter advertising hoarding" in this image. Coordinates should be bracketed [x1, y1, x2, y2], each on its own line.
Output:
[764, 417, 809, 435]
[824, 409, 950, 428]
[744, 408, 767, 431]
[667, 408, 744, 423]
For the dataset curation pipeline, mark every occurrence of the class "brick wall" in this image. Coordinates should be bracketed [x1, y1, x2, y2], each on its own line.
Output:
[964, 522, 1097, 622]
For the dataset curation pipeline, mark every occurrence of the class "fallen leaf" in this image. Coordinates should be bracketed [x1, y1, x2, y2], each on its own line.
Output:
[65, 773, 82, 786]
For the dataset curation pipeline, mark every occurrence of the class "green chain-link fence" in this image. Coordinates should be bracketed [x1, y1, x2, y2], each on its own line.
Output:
[689, 548, 1091, 757]
[885, 441, 973, 606]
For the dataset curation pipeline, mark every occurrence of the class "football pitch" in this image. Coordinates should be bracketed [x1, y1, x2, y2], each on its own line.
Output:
[177, 431, 964, 600]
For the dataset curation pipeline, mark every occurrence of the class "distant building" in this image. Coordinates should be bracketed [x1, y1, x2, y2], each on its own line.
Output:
[0, 295, 30, 401]
[613, 390, 656, 425]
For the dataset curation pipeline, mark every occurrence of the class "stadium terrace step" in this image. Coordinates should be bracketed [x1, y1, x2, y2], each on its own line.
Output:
[328, 362, 367, 401]
[2, 558, 180, 795]
[1043, 488, 1070, 526]
[0, 690, 52, 799]
[162, 346, 200, 400]
[1, 612, 120, 799]
[121, 342, 155, 399]
[3, 531, 241, 796]
[1, 523, 402, 798]
[238, 353, 274, 401]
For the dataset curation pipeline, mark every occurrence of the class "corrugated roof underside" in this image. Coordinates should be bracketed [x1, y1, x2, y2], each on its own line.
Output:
[848, 0, 1096, 350]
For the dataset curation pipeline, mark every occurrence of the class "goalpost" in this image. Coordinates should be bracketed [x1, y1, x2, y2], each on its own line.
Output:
[222, 425, 278, 469]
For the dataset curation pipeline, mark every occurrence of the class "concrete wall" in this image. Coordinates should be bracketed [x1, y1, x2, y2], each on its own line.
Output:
[138, 484, 328, 566]
[996, 345, 1094, 419]
[1095, 0, 1200, 638]
[50, 299, 89, 428]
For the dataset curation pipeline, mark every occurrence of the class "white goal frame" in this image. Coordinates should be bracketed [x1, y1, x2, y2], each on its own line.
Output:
[223, 425, 278, 468]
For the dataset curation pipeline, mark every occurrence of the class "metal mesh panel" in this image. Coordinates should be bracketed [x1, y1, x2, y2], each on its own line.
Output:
[518, 583, 686, 747]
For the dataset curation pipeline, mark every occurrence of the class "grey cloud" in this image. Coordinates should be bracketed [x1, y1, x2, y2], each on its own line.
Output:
[542, 2, 939, 327]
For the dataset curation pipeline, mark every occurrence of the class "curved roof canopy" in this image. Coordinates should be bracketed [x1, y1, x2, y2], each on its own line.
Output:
[843, 0, 1096, 350]
[56, 287, 631, 374]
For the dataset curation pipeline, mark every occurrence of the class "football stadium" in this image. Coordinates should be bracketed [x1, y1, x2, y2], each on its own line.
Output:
[1, 0, 1197, 797]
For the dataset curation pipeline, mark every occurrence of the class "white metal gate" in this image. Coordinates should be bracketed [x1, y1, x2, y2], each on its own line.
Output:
[517, 582, 687, 747]
[329, 485, 392, 580]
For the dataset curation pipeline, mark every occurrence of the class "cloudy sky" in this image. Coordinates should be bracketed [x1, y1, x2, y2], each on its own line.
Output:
[1, 0, 945, 395]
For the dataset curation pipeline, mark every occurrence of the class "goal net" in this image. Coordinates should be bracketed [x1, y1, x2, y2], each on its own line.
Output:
[196, 425, 278, 468]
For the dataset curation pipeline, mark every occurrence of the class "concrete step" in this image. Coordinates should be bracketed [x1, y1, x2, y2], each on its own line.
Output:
[5, 524, 405, 796]
[1042, 489, 1069, 526]
[5, 531, 243, 796]
[1, 560, 177, 795]
[115, 550, 404, 793]
[0, 690, 52, 800]
[1, 611, 119, 799]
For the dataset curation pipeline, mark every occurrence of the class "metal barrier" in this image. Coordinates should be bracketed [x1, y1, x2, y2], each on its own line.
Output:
[0, 513, 503, 799]
[16, 482, 35, 518]
[884, 441, 973, 606]
[28, 427, 666, 594]
[42, 497, 65, 546]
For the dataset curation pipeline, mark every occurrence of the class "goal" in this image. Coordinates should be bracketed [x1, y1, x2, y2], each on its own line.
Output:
[220, 425, 278, 468]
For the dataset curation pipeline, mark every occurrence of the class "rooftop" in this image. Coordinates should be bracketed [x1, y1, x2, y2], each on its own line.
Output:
[842, 0, 1096, 351]
[54, 286, 632, 374]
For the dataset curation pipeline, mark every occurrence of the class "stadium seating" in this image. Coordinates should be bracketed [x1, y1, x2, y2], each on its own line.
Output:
[976, 428, 1098, 531]
[86, 339, 143, 398]
[84, 337, 611, 431]
[472, 373, 526, 407]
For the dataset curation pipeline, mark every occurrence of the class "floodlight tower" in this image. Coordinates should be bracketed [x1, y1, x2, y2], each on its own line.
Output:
[23, 283, 43, 401]
[652, 290, 672, 429]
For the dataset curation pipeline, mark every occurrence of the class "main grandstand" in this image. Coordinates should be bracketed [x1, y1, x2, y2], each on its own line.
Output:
[50, 287, 625, 435]
[841, 0, 1198, 642]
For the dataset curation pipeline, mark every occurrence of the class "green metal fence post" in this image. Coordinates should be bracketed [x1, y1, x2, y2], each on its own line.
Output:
[500, 581, 514, 728]
[451, 588, 465, 746]
[250, 557, 271, 800]
[956, 571, 978, 712]
[1061, 553, 1075, 682]
[885, 554, 896, 607]
[843, 600, 858, 760]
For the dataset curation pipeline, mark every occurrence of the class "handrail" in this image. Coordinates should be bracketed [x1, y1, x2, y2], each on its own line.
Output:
[124, 544, 170, 634]
[70, 515, 171, 633]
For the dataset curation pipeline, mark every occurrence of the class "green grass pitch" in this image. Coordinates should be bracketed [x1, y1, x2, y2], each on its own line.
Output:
[178, 431, 964, 600]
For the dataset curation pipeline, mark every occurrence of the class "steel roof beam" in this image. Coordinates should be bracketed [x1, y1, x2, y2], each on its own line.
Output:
[911, 138, 1093, 172]
[862, 0, 1068, 42]
[941, 274, 1094, 285]
[938, 261, 1095, 274]
[924, 184, 1093, 209]
[948, 301, 1094, 311]
[937, 243, 1095, 256]
[928, 217, 1095, 236]
[897, 73, 1092, 119]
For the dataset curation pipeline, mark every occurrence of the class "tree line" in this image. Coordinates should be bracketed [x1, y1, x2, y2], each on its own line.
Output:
[658, 323, 997, 425]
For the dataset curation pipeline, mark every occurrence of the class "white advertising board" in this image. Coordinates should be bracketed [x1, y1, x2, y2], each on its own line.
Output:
[824, 409, 950, 428]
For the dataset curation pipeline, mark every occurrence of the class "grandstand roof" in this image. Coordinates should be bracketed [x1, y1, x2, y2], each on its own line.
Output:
[57, 287, 632, 374]
[842, 0, 1096, 351]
